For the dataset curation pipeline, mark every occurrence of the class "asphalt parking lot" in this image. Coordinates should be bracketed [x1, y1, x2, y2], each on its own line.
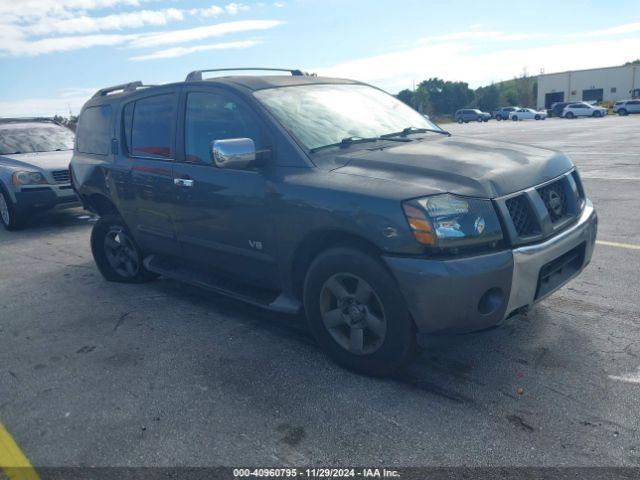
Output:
[1, 115, 639, 468]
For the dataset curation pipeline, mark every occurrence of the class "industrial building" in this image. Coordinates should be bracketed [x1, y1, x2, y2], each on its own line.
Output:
[537, 64, 640, 109]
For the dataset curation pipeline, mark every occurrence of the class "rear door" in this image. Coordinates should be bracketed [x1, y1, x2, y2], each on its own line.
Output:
[171, 87, 278, 288]
[628, 100, 640, 113]
[115, 90, 180, 255]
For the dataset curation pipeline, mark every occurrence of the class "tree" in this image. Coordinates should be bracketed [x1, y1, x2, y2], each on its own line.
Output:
[624, 59, 640, 66]
[475, 84, 500, 112]
[396, 89, 415, 108]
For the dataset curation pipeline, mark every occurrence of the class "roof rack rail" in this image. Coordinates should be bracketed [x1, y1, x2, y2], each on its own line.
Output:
[92, 81, 145, 98]
[185, 68, 307, 82]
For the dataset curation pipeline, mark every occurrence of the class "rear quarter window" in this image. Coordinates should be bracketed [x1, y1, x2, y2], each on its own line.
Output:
[76, 105, 112, 155]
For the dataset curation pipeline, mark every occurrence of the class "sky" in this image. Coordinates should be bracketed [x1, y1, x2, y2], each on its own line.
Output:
[0, 0, 639, 116]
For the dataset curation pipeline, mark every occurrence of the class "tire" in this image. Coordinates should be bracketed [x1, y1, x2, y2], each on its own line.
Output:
[565, 112, 575, 119]
[90, 213, 157, 283]
[512, 116, 518, 121]
[457, 118, 463, 124]
[303, 247, 418, 376]
[477, 117, 483, 122]
[0, 186, 23, 231]
[618, 109, 628, 116]
[496, 116, 502, 121]
[534, 114, 540, 120]
[592, 111, 601, 118]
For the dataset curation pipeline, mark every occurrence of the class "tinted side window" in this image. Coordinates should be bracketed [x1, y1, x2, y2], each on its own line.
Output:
[184, 92, 267, 164]
[130, 94, 175, 159]
[76, 105, 112, 155]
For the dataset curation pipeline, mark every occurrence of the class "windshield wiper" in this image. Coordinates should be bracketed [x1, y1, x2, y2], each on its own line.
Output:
[310, 134, 414, 153]
[310, 136, 380, 153]
[381, 126, 451, 138]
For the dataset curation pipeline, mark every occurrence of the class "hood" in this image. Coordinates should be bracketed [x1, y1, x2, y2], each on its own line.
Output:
[330, 136, 574, 198]
[0, 150, 73, 172]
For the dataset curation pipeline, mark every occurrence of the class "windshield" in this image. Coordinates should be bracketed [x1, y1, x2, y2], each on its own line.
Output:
[0, 123, 75, 155]
[254, 84, 443, 151]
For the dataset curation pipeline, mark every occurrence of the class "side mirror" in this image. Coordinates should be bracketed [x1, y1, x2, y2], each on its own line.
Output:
[212, 138, 256, 169]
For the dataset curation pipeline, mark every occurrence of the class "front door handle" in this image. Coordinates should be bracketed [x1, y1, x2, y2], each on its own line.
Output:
[174, 178, 194, 188]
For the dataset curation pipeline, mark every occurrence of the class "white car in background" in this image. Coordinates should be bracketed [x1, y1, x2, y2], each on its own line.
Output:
[508, 108, 547, 121]
[562, 102, 607, 118]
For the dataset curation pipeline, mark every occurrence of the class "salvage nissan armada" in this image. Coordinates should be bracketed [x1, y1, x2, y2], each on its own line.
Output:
[70, 68, 597, 375]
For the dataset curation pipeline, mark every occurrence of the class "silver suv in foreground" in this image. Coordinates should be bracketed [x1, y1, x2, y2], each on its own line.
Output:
[0, 118, 78, 230]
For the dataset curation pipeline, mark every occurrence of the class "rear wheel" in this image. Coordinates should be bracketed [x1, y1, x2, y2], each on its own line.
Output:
[0, 187, 22, 231]
[477, 117, 483, 122]
[512, 115, 518, 121]
[90, 214, 157, 283]
[565, 112, 575, 119]
[304, 247, 417, 376]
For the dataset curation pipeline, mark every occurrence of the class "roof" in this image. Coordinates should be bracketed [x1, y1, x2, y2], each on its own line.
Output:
[538, 63, 637, 78]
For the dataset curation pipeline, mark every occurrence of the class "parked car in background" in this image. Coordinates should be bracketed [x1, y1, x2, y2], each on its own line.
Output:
[613, 99, 640, 116]
[0, 118, 78, 230]
[548, 102, 573, 118]
[509, 108, 547, 121]
[454, 109, 491, 123]
[562, 102, 607, 119]
[71, 69, 597, 375]
[493, 106, 520, 121]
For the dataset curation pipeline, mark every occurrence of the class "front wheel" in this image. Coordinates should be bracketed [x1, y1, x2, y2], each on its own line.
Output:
[90, 214, 157, 283]
[618, 109, 628, 116]
[534, 114, 540, 120]
[457, 118, 463, 124]
[304, 247, 417, 376]
[0, 187, 22, 231]
[512, 116, 518, 121]
[592, 111, 602, 118]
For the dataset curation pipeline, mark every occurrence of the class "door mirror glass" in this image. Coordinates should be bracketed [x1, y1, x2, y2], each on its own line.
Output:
[212, 138, 256, 169]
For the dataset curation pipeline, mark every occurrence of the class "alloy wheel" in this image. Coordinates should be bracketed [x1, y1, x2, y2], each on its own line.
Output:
[103, 226, 140, 278]
[319, 273, 386, 355]
[0, 193, 10, 226]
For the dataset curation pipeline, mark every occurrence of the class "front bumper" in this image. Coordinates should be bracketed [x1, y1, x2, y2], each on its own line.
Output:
[384, 201, 597, 334]
[13, 184, 79, 213]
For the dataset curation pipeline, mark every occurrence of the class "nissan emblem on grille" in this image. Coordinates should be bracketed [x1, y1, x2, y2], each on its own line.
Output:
[545, 190, 563, 217]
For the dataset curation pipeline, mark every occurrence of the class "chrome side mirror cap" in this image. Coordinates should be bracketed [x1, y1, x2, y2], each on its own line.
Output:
[212, 138, 256, 169]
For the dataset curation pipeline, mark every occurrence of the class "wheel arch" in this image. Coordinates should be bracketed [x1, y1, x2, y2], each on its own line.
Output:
[290, 229, 385, 301]
[84, 193, 119, 216]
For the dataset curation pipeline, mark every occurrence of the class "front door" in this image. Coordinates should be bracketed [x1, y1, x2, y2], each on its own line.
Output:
[172, 89, 278, 288]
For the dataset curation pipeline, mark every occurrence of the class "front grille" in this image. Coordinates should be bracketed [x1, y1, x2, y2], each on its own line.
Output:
[51, 170, 70, 184]
[537, 179, 567, 223]
[506, 195, 538, 236]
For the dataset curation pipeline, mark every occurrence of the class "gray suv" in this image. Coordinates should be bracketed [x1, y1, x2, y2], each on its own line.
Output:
[71, 69, 597, 375]
[0, 118, 78, 230]
[455, 109, 491, 123]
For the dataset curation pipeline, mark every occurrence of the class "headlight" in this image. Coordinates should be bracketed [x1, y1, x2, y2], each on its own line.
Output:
[402, 193, 503, 253]
[11, 171, 48, 186]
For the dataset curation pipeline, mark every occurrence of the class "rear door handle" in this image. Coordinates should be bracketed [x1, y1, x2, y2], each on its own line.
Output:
[174, 178, 194, 187]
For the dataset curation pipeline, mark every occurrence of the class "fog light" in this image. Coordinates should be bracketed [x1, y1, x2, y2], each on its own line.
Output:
[478, 288, 504, 315]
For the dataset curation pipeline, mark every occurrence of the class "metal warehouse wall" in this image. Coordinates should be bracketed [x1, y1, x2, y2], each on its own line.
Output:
[537, 65, 639, 108]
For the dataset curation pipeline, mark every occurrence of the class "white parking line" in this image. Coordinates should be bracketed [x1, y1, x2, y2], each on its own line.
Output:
[609, 366, 640, 385]
[596, 240, 640, 250]
[581, 176, 640, 181]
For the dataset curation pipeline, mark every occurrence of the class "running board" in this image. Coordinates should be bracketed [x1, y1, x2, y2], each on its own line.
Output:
[144, 255, 301, 315]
